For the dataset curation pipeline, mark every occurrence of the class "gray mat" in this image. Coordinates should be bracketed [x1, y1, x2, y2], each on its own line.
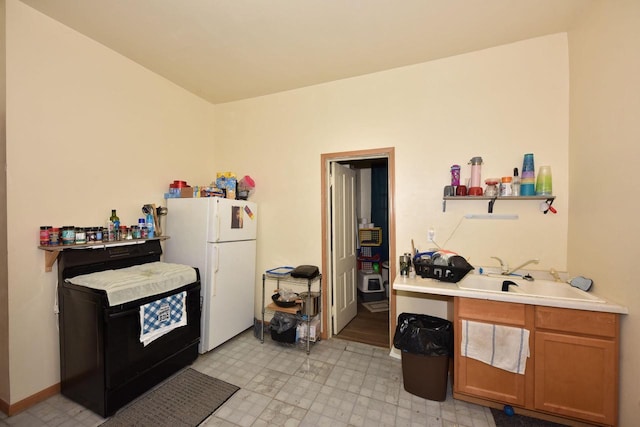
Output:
[101, 368, 239, 427]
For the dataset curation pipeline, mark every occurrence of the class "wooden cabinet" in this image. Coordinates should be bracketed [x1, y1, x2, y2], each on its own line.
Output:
[534, 306, 618, 426]
[453, 297, 619, 426]
[453, 298, 534, 407]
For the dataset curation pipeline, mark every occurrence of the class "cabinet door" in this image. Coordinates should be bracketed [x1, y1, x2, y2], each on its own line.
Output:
[453, 298, 533, 407]
[455, 331, 527, 406]
[534, 331, 617, 425]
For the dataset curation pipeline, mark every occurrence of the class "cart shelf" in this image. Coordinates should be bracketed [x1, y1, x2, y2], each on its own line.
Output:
[261, 270, 322, 354]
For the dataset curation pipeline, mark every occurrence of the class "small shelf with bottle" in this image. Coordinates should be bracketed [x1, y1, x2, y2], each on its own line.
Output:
[37, 236, 170, 272]
[37, 207, 164, 272]
[442, 195, 555, 213]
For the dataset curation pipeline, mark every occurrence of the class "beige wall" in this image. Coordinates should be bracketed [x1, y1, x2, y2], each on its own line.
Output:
[568, 1, 640, 425]
[4, 0, 216, 403]
[213, 33, 571, 322]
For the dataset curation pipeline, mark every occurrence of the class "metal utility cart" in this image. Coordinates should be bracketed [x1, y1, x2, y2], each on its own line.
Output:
[261, 267, 322, 354]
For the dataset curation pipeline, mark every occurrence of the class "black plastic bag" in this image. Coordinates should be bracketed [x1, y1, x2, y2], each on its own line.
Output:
[393, 313, 453, 356]
[269, 312, 297, 334]
[291, 265, 319, 279]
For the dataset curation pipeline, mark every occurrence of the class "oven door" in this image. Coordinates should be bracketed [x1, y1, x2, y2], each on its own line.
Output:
[104, 281, 201, 391]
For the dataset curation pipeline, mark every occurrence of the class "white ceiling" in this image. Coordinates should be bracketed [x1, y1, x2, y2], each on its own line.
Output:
[19, 0, 593, 104]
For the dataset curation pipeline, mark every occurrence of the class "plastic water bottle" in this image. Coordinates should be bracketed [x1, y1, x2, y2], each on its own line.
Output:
[450, 164, 461, 186]
[146, 214, 155, 238]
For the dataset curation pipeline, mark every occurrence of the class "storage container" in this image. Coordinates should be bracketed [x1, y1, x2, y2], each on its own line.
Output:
[299, 291, 321, 317]
[270, 327, 297, 343]
[358, 271, 385, 301]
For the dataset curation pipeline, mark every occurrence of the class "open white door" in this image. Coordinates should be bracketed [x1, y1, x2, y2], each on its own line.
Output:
[331, 162, 358, 334]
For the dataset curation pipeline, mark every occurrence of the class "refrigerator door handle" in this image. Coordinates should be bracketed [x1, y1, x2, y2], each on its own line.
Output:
[212, 246, 219, 296]
[216, 213, 221, 243]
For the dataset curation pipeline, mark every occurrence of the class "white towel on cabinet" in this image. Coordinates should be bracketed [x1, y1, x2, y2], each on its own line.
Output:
[66, 262, 197, 306]
[460, 320, 530, 375]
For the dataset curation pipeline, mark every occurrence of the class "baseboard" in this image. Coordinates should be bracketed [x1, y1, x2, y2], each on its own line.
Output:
[0, 396, 8, 416]
[453, 392, 596, 427]
[2, 383, 60, 416]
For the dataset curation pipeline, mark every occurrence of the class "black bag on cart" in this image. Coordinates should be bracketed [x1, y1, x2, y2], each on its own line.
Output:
[290, 265, 319, 279]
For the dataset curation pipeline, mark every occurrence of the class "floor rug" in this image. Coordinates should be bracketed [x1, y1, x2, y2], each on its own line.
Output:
[101, 368, 239, 427]
[491, 408, 567, 427]
[362, 300, 389, 313]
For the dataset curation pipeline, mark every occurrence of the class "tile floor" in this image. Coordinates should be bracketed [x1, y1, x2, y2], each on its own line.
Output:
[0, 330, 497, 426]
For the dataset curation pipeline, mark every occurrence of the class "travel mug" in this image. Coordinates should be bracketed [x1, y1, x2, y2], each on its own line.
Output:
[399, 255, 411, 276]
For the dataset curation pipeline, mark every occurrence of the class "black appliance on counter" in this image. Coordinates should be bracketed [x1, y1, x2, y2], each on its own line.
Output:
[57, 240, 201, 417]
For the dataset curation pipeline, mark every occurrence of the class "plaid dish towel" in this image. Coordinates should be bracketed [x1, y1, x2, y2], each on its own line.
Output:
[139, 291, 187, 346]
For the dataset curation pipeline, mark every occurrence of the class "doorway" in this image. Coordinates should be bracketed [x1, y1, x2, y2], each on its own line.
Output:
[320, 148, 396, 348]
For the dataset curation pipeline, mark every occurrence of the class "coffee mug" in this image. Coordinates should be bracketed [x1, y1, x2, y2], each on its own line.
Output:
[456, 185, 468, 196]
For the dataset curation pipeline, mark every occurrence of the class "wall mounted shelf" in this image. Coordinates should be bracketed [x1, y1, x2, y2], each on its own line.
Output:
[442, 196, 555, 214]
[37, 236, 170, 272]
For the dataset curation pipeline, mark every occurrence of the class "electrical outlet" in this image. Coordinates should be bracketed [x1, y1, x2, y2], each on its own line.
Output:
[428, 228, 435, 242]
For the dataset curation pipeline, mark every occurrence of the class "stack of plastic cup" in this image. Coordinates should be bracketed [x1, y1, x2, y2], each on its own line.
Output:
[521, 153, 535, 195]
[536, 166, 553, 195]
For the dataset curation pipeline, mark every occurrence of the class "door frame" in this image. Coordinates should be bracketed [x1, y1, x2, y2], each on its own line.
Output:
[320, 147, 396, 347]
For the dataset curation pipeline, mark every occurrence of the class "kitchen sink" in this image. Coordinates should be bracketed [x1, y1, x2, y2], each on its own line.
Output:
[515, 280, 605, 303]
[457, 275, 511, 293]
[457, 274, 605, 303]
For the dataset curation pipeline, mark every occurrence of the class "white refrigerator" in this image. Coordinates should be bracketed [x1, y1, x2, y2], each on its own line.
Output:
[164, 197, 258, 353]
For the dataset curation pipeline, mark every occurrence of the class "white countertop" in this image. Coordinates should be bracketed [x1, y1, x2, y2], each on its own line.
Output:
[393, 274, 628, 314]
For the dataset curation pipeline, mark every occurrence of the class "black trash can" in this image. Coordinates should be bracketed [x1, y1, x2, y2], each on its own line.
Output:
[393, 313, 453, 401]
[269, 312, 298, 343]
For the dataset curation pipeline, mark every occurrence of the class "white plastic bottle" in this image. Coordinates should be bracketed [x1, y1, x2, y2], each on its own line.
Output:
[512, 167, 521, 196]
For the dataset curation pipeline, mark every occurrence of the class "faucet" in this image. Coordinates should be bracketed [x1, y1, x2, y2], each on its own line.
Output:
[549, 268, 563, 282]
[506, 259, 540, 275]
[501, 280, 519, 292]
[491, 256, 509, 275]
[491, 256, 540, 276]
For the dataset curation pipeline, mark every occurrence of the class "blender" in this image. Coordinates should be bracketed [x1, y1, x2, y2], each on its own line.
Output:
[468, 157, 483, 196]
